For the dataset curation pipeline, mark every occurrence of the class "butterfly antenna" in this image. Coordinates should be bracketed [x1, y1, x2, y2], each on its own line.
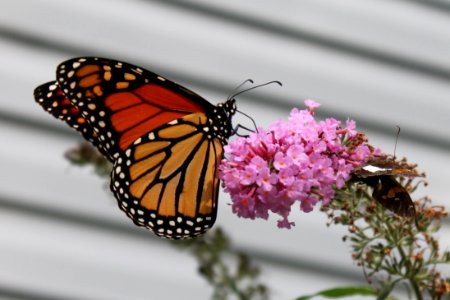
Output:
[227, 79, 254, 100]
[393, 125, 401, 161]
[230, 80, 282, 135]
[230, 80, 282, 100]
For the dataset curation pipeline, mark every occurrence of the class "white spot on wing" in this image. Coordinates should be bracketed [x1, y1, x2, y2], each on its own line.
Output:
[362, 165, 391, 173]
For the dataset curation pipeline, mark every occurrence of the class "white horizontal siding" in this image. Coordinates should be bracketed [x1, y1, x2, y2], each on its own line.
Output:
[0, 0, 448, 299]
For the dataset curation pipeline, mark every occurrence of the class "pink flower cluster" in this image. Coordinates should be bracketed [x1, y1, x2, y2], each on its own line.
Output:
[219, 100, 372, 229]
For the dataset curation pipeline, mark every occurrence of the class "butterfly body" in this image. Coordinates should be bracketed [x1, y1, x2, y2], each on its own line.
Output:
[34, 57, 236, 239]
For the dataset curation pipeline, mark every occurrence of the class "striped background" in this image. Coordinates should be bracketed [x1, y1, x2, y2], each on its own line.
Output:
[0, 0, 449, 299]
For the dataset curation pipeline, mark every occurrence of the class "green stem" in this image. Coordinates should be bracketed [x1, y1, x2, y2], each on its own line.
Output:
[385, 221, 424, 300]
[410, 279, 423, 300]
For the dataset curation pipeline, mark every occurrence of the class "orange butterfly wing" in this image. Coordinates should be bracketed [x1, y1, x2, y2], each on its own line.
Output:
[55, 57, 214, 160]
[34, 81, 110, 157]
[35, 57, 237, 239]
[111, 113, 224, 239]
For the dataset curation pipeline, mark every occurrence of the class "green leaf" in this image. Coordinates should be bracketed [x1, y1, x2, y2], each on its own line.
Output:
[296, 286, 377, 300]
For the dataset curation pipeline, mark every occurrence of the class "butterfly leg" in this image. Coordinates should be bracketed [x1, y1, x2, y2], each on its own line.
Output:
[232, 124, 256, 137]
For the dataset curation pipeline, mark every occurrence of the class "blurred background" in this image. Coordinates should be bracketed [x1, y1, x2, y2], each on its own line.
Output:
[0, 0, 449, 299]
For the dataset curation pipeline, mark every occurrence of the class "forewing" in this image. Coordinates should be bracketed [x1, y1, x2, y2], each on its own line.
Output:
[34, 81, 109, 158]
[56, 57, 214, 160]
[372, 176, 416, 218]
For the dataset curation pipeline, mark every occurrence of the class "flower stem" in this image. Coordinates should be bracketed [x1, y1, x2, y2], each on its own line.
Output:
[410, 279, 423, 300]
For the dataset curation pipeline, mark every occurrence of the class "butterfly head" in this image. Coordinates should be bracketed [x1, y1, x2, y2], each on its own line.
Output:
[211, 99, 237, 142]
[221, 98, 237, 116]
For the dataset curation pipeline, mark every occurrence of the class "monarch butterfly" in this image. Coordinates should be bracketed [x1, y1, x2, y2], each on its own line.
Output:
[34, 57, 237, 239]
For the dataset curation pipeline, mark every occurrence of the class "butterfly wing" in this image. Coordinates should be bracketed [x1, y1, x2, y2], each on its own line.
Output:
[34, 81, 109, 157]
[111, 112, 223, 239]
[371, 175, 416, 218]
[352, 156, 419, 218]
[35, 57, 236, 239]
[54, 57, 215, 161]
